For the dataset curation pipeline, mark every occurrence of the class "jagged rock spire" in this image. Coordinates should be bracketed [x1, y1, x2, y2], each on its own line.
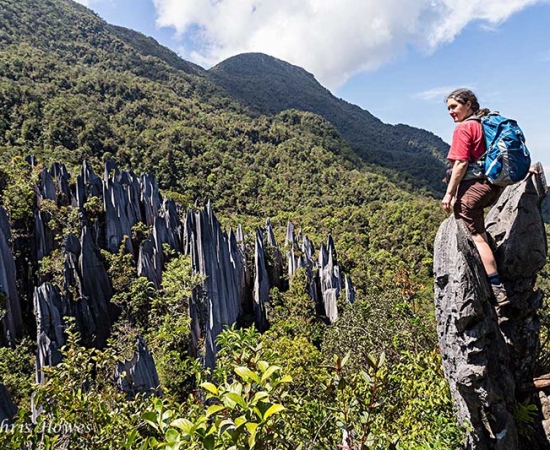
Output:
[0, 384, 17, 424]
[34, 282, 66, 384]
[0, 207, 23, 344]
[115, 336, 161, 398]
[254, 228, 270, 332]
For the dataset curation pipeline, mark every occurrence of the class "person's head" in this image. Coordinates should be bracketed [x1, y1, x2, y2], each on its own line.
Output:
[445, 88, 487, 123]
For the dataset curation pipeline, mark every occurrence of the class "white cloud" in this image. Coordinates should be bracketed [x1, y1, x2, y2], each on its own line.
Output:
[413, 86, 460, 101]
[73, 0, 103, 7]
[152, 0, 547, 89]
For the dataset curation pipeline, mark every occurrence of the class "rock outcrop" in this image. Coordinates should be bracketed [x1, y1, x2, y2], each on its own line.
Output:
[286, 224, 354, 322]
[0, 384, 17, 424]
[184, 201, 243, 367]
[33, 282, 66, 384]
[434, 166, 548, 449]
[0, 206, 23, 345]
[115, 336, 161, 398]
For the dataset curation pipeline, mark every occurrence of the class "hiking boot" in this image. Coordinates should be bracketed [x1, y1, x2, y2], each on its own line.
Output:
[491, 283, 511, 319]
[491, 283, 510, 307]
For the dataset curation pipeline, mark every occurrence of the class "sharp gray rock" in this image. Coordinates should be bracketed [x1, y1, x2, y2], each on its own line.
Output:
[285, 221, 296, 246]
[137, 237, 161, 288]
[485, 169, 548, 386]
[34, 209, 55, 263]
[0, 384, 17, 424]
[63, 234, 83, 297]
[302, 235, 315, 264]
[141, 173, 162, 227]
[25, 155, 37, 166]
[344, 275, 356, 305]
[37, 166, 57, 202]
[302, 235, 320, 304]
[254, 228, 270, 332]
[115, 336, 161, 398]
[139, 198, 185, 288]
[50, 162, 75, 207]
[153, 199, 183, 256]
[103, 161, 142, 254]
[318, 242, 328, 269]
[327, 235, 338, 264]
[234, 224, 252, 313]
[34, 283, 66, 384]
[78, 225, 113, 347]
[318, 240, 342, 323]
[186, 203, 243, 367]
[287, 243, 299, 279]
[63, 233, 109, 346]
[285, 222, 308, 276]
[285, 223, 338, 316]
[0, 206, 23, 344]
[104, 158, 119, 178]
[236, 224, 246, 244]
[434, 217, 518, 449]
[285, 222, 299, 279]
[433, 168, 550, 449]
[265, 219, 284, 290]
[182, 208, 196, 256]
[76, 161, 103, 209]
[229, 228, 252, 314]
[163, 199, 183, 251]
[122, 170, 143, 224]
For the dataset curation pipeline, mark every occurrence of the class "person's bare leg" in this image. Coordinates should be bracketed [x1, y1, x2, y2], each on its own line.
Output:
[471, 233, 497, 275]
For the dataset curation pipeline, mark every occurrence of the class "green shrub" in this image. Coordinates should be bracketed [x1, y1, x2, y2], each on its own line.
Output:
[386, 350, 465, 449]
[0, 325, 152, 450]
[0, 338, 35, 410]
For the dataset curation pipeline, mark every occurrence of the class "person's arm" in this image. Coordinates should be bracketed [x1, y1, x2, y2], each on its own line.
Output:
[442, 159, 468, 213]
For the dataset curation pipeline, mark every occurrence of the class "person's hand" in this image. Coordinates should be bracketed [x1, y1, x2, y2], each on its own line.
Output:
[442, 192, 454, 213]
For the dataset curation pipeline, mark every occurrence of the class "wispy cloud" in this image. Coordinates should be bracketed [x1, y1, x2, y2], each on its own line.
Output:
[147, 0, 547, 89]
[74, 0, 105, 7]
[413, 87, 457, 101]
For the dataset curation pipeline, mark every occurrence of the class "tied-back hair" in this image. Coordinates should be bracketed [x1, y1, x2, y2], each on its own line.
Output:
[446, 88, 490, 117]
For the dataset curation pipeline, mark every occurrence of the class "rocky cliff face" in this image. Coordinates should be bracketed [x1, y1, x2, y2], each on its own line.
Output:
[434, 165, 549, 449]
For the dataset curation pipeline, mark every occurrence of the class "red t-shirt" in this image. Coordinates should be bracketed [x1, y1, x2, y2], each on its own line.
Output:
[447, 120, 485, 162]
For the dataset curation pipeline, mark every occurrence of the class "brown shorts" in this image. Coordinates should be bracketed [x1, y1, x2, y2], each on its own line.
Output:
[454, 179, 503, 235]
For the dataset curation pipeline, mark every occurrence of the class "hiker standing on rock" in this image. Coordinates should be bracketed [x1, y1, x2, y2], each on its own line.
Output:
[442, 88, 509, 307]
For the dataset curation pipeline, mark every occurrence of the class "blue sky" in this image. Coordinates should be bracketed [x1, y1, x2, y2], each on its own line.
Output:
[79, 0, 550, 173]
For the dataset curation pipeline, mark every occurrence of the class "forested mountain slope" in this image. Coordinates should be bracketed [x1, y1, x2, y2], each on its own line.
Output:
[0, 0, 450, 200]
[0, 0, 447, 297]
[209, 52, 449, 196]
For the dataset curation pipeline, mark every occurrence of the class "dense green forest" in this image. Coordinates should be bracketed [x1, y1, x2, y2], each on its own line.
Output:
[0, 0, 548, 448]
[208, 53, 450, 197]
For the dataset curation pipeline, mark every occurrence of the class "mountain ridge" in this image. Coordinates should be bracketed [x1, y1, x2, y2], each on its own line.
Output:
[208, 52, 449, 196]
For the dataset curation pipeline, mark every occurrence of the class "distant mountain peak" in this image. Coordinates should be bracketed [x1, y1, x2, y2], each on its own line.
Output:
[212, 52, 317, 82]
[208, 52, 449, 196]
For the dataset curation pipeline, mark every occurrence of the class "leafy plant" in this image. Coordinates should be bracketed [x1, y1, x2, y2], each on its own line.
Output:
[0, 323, 152, 450]
[143, 327, 292, 449]
[385, 350, 465, 449]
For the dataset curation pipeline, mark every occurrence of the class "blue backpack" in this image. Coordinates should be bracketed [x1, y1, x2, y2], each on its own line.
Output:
[468, 113, 531, 186]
